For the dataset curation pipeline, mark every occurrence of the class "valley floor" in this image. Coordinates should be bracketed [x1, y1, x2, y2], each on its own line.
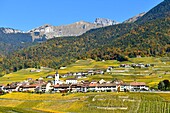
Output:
[0, 92, 170, 113]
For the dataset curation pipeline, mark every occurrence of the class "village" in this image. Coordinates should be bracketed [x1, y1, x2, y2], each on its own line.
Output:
[0, 63, 151, 94]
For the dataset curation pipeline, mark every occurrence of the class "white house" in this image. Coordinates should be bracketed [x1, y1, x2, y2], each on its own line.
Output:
[119, 83, 130, 92]
[99, 79, 106, 84]
[130, 82, 149, 91]
[0, 85, 4, 91]
[66, 78, 77, 84]
[41, 82, 53, 93]
[96, 83, 117, 92]
[20, 84, 38, 92]
[106, 66, 113, 72]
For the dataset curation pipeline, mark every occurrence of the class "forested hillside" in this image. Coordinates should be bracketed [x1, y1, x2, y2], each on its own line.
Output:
[0, 0, 169, 75]
[0, 30, 34, 54]
[0, 17, 168, 75]
[136, 0, 170, 24]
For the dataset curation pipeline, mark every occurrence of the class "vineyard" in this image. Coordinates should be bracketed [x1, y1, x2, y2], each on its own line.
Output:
[0, 92, 169, 113]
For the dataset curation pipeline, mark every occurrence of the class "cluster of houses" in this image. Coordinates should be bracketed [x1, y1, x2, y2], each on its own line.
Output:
[120, 63, 152, 68]
[106, 63, 153, 72]
[57, 70, 104, 79]
[0, 72, 149, 94]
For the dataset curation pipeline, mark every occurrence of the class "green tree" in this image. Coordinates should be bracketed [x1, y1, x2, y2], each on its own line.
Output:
[163, 79, 170, 90]
[158, 81, 165, 90]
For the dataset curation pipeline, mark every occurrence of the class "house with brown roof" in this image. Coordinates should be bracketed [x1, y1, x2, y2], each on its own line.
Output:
[3, 82, 21, 92]
[20, 84, 38, 92]
[96, 83, 117, 92]
[88, 83, 97, 92]
[130, 82, 149, 91]
[53, 84, 70, 93]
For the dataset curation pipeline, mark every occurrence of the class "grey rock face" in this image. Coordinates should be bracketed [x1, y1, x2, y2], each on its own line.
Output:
[123, 12, 146, 23]
[94, 18, 119, 26]
[28, 18, 119, 41]
[0, 27, 23, 34]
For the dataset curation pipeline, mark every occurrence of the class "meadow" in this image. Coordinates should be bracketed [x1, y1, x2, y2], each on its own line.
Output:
[0, 57, 170, 112]
[0, 57, 170, 89]
[0, 92, 169, 113]
[0, 67, 55, 84]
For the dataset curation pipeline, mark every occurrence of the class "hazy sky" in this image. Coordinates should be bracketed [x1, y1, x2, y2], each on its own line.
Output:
[0, 0, 163, 31]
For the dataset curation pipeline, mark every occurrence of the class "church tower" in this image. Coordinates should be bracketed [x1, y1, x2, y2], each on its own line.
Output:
[54, 71, 60, 85]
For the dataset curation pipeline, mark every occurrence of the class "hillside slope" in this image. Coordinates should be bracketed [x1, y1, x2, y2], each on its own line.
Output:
[0, 28, 35, 54]
[2, 17, 169, 73]
[136, 0, 170, 24]
[1, 0, 170, 74]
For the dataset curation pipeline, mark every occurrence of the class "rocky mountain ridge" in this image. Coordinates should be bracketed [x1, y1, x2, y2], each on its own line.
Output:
[94, 18, 119, 26]
[0, 15, 145, 42]
[28, 18, 119, 40]
[0, 27, 23, 34]
[123, 12, 146, 23]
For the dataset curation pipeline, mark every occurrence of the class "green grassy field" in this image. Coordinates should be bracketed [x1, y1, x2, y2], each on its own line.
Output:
[0, 68, 55, 84]
[0, 92, 169, 113]
[0, 57, 170, 88]
[58, 59, 120, 74]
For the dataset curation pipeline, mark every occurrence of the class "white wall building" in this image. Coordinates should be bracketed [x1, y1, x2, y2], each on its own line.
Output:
[66, 78, 77, 84]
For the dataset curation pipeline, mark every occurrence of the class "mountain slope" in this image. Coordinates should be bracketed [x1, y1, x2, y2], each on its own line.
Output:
[0, 18, 118, 55]
[0, 28, 34, 54]
[4, 17, 169, 73]
[123, 12, 146, 23]
[1, 0, 170, 74]
[136, 0, 170, 24]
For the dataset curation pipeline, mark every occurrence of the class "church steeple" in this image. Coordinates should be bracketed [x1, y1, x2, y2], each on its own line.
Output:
[54, 71, 60, 85]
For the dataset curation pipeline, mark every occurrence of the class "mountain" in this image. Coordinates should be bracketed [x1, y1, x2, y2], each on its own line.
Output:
[123, 12, 146, 23]
[28, 18, 119, 41]
[1, 0, 169, 74]
[94, 18, 119, 26]
[0, 27, 23, 34]
[136, 0, 170, 24]
[0, 28, 34, 54]
[0, 18, 118, 54]
[28, 21, 99, 41]
[4, 17, 169, 73]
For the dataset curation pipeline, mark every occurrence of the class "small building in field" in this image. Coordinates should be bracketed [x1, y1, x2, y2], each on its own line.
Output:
[106, 66, 113, 72]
